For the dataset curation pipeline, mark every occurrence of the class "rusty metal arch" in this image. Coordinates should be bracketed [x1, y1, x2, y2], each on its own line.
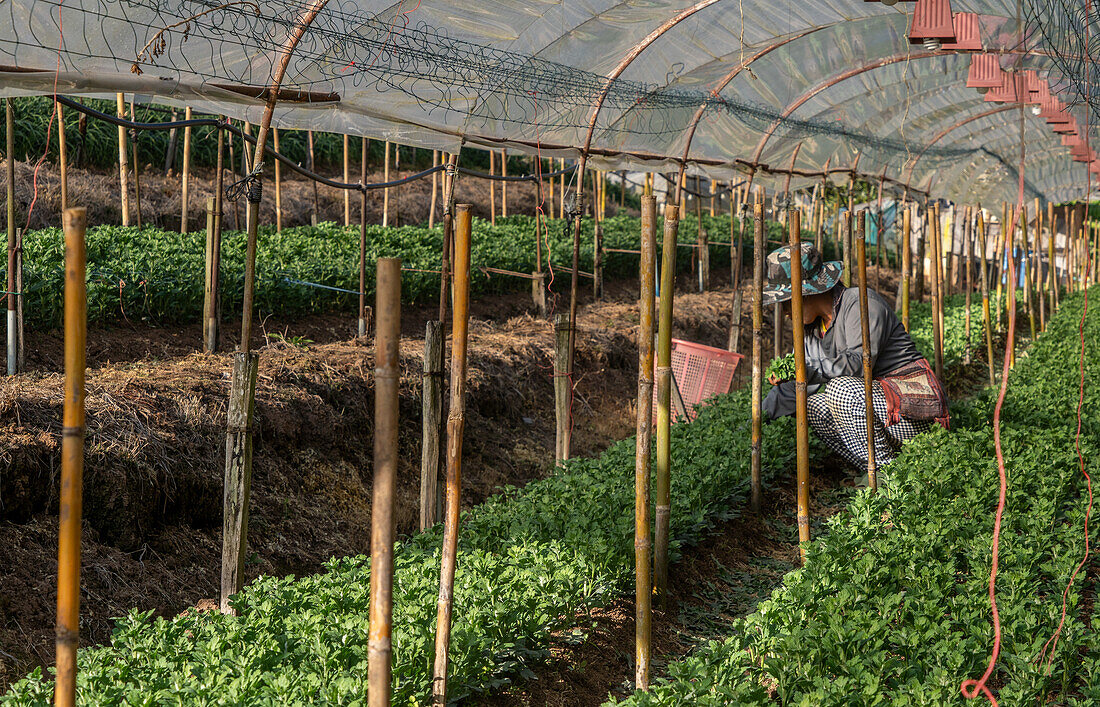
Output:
[902, 105, 1018, 191]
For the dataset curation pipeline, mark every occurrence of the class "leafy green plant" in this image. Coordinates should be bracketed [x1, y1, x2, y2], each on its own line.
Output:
[765, 353, 796, 381]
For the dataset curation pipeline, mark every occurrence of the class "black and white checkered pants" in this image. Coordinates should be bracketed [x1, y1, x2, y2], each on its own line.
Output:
[806, 376, 932, 469]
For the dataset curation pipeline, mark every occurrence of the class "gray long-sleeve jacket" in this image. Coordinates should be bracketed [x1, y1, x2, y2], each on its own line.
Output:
[763, 285, 924, 419]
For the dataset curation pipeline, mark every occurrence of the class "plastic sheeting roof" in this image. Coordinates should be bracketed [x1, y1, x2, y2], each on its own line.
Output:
[0, 0, 1096, 204]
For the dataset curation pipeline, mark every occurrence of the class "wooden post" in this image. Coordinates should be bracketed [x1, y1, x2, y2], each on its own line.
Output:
[128, 100, 143, 230]
[901, 205, 911, 332]
[307, 130, 320, 226]
[554, 313, 571, 462]
[203, 198, 219, 354]
[57, 100, 69, 213]
[653, 203, 678, 605]
[369, 257, 401, 707]
[855, 210, 877, 493]
[359, 138, 369, 337]
[5, 99, 14, 376]
[273, 128, 282, 232]
[432, 205, 472, 707]
[931, 205, 944, 382]
[181, 107, 192, 233]
[978, 211, 995, 386]
[749, 190, 765, 513]
[116, 93, 130, 226]
[429, 150, 439, 229]
[220, 350, 259, 613]
[54, 207, 87, 707]
[788, 208, 811, 564]
[421, 321, 444, 529]
[489, 150, 497, 226]
[343, 134, 351, 226]
[727, 289, 743, 353]
[634, 194, 657, 690]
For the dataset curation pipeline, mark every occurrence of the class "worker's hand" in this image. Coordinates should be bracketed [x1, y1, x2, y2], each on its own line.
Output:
[767, 373, 781, 386]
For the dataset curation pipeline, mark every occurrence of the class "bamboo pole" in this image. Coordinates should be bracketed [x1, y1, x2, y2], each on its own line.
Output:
[489, 150, 496, 226]
[1023, 205, 1036, 340]
[945, 205, 957, 296]
[634, 194, 657, 691]
[1037, 202, 1046, 331]
[421, 320, 444, 530]
[439, 151, 459, 326]
[995, 203, 1007, 328]
[501, 149, 508, 218]
[55, 207, 87, 707]
[164, 109, 178, 173]
[901, 205, 912, 332]
[273, 128, 282, 232]
[931, 205, 944, 382]
[57, 101, 68, 214]
[915, 206, 926, 302]
[842, 208, 853, 287]
[5, 100, 14, 376]
[1049, 202, 1058, 310]
[369, 257, 401, 707]
[750, 191, 765, 513]
[203, 198, 218, 354]
[227, 123, 240, 231]
[653, 203, 678, 605]
[382, 141, 391, 227]
[788, 208, 811, 564]
[559, 159, 565, 220]
[429, 150, 439, 229]
[554, 313, 571, 462]
[343, 134, 351, 226]
[978, 211, 995, 386]
[856, 210, 877, 493]
[128, 100, 143, 230]
[359, 138, 369, 337]
[180, 107, 192, 233]
[307, 131, 320, 226]
[432, 204, 472, 707]
[15, 227, 22, 373]
[116, 94, 130, 226]
[697, 215, 709, 292]
[963, 206, 972, 364]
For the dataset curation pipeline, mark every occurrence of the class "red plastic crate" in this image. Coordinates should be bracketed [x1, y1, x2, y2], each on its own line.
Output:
[653, 339, 744, 422]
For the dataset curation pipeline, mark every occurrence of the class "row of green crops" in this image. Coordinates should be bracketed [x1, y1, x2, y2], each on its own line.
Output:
[613, 288, 1100, 706]
[2, 384, 807, 704]
[905, 293, 986, 368]
[5, 213, 810, 330]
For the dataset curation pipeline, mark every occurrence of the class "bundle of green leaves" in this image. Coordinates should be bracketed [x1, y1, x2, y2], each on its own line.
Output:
[765, 353, 796, 381]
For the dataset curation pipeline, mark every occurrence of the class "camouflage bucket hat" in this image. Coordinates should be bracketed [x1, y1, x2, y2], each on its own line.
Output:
[762, 243, 843, 306]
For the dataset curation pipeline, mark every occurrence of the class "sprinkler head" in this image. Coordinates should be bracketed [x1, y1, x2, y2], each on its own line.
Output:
[923, 37, 942, 52]
[1031, 105, 1042, 116]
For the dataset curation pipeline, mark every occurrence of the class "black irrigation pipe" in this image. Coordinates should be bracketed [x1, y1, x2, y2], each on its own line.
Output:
[54, 95, 577, 192]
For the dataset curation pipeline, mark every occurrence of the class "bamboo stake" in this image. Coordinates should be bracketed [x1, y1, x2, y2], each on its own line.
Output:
[307, 130, 319, 226]
[382, 141, 391, 227]
[697, 213, 709, 292]
[945, 206, 957, 296]
[1023, 205, 1036, 340]
[901, 205, 911, 332]
[489, 150, 496, 226]
[203, 198, 218, 354]
[359, 138, 369, 337]
[978, 210, 995, 385]
[915, 206, 926, 302]
[634, 194, 657, 691]
[343, 134, 351, 227]
[273, 128, 282, 232]
[432, 204, 472, 707]
[15, 227, 22, 373]
[501, 149, 508, 218]
[5, 100, 14, 376]
[559, 159, 565, 220]
[554, 313, 571, 462]
[180, 107, 192, 232]
[421, 320, 444, 530]
[164, 109, 178, 173]
[842, 208, 853, 287]
[227, 123, 240, 231]
[55, 207, 87, 707]
[856, 210, 877, 493]
[788, 208, 811, 564]
[964, 206, 972, 364]
[653, 203, 678, 605]
[1037, 203, 1046, 331]
[57, 101, 68, 214]
[994, 203, 1007, 328]
[750, 191, 765, 513]
[439, 151, 460, 326]
[128, 101, 143, 230]
[116, 94, 130, 226]
[429, 150, 439, 228]
[1049, 201, 1058, 310]
[709, 180, 716, 218]
[931, 205, 944, 382]
[369, 257, 401, 707]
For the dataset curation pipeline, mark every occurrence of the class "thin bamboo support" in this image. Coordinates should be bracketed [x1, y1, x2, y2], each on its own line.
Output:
[750, 192, 765, 514]
[978, 211, 994, 386]
[501, 149, 508, 218]
[698, 222, 709, 293]
[203, 198, 218, 354]
[273, 128, 282, 232]
[432, 204, 472, 707]
[709, 180, 716, 218]
[931, 205, 944, 382]
[359, 137, 369, 337]
[5, 100, 13, 376]
[369, 257, 401, 707]
[421, 320, 444, 530]
[181, 107, 192, 233]
[731, 183, 741, 290]
[856, 210, 877, 493]
[383, 141, 391, 227]
[55, 207, 87, 707]
[164, 109, 178, 173]
[915, 208, 926, 302]
[57, 101, 68, 213]
[995, 203, 1007, 328]
[964, 206, 972, 364]
[211, 129, 225, 348]
[788, 208, 811, 564]
[945, 206, 957, 296]
[1037, 203, 1046, 331]
[227, 123, 240, 230]
[439, 151, 459, 326]
[653, 203, 678, 605]
[15, 228, 22, 372]
[901, 205, 911, 332]
[554, 313, 571, 462]
[842, 208, 853, 287]
[489, 150, 496, 226]
[559, 159, 565, 220]
[728, 289, 743, 353]
[1023, 205, 1036, 340]
[429, 150, 439, 229]
[634, 195, 657, 690]
[129, 100, 143, 230]
[307, 130, 320, 226]
[116, 94, 130, 226]
[1049, 202, 1058, 310]
[343, 134, 351, 227]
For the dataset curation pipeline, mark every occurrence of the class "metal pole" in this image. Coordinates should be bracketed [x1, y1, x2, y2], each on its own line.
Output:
[749, 190, 765, 513]
[788, 207, 811, 564]
[369, 257, 401, 707]
[856, 210, 877, 493]
[653, 203, 678, 605]
[634, 194, 657, 690]
[432, 204, 472, 706]
[55, 207, 87, 707]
